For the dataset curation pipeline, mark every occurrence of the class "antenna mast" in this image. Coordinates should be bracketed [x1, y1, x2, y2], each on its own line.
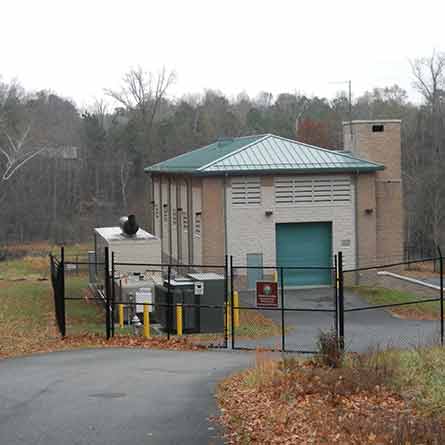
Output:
[329, 80, 353, 148]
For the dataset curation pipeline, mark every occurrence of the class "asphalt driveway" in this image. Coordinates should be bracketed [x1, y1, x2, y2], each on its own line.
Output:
[0, 348, 254, 445]
[237, 288, 439, 352]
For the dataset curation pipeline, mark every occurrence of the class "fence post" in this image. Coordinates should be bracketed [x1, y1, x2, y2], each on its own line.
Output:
[111, 252, 115, 337]
[334, 255, 339, 341]
[60, 246, 66, 337]
[338, 251, 345, 352]
[166, 265, 171, 341]
[438, 246, 444, 347]
[230, 256, 235, 350]
[104, 246, 111, 340]
[280, 267, 285, 352]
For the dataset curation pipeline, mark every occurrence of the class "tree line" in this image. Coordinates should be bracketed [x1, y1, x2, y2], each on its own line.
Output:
[1, 54, 445, 256]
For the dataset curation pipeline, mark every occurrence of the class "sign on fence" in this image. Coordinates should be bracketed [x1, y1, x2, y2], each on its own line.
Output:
[256, 281, 278, 308]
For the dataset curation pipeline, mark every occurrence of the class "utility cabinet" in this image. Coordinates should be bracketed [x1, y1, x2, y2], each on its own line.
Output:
[154, 272, 225, 333]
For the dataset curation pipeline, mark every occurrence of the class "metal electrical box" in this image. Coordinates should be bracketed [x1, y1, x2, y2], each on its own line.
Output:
[188, 273, 225, 333]
[154, 273, 225, 333]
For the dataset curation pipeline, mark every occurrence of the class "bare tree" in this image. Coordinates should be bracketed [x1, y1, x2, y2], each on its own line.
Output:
[105, 66, 175, 124]
[0, 83, 45, 182]
[410, 52, 445, 158]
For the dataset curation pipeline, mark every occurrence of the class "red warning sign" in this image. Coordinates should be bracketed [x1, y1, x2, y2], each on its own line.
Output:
[256, 281, 278, 308]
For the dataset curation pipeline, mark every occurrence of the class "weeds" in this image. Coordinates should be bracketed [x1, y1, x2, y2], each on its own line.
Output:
[315, 329, 343, 368]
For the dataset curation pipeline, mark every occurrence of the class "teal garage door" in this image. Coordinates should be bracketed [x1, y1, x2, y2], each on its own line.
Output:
[276, 222, 332, 286]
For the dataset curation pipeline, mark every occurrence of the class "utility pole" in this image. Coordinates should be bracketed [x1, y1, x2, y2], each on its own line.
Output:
[330, 80, 353, 148]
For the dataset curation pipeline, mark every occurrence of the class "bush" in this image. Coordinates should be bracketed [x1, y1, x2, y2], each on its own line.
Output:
[315, 329, 343, 368]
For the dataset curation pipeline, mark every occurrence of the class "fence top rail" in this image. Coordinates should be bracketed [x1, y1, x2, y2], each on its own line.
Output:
[113, 261, 226, 268]
[344, 256, 441, 273]
[234, 265, 335, 270]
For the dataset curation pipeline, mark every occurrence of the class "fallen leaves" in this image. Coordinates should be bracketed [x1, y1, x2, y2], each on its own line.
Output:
[0, 333, 208, 360]
[215, 355, 445, 444]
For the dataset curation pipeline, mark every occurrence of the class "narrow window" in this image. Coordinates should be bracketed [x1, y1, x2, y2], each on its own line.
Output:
[195, 213, 201, 238]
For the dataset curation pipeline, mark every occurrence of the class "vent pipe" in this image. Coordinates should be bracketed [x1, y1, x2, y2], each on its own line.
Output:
[120, 214, 139, 236]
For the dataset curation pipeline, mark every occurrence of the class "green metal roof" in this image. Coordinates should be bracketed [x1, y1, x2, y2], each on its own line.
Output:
[145, 134, 384, 175]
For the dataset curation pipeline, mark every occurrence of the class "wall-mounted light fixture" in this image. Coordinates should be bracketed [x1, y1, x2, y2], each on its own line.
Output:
[365, 208, 374, 215]
[265, 210, 273, 217]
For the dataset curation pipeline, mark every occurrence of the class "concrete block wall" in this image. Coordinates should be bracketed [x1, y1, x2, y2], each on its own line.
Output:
[226, 174, 357, 272]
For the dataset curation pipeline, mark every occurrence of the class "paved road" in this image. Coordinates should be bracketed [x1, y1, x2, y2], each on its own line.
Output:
[0, 348, 255, 445]
[237, 288, 439, 352]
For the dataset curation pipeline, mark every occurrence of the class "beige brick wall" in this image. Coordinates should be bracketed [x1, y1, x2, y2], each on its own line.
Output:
[179, 180, 189, 264]
[356, 173, 377, 267]
[226, 174, 357, 271]
[343, 120, 401, 180]
[344, 120, 404, 266]
[376, 181, 404, 262]
[170, 177, 178, 261]
[202, 177, 225, 265]
[192, 178, 203, 265]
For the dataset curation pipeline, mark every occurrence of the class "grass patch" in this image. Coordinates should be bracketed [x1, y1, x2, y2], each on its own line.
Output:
[388, 346, 445, 414]
[352, 285, 441, 319]
[234, 309, 290, 339]
[0, 244, 104, 357]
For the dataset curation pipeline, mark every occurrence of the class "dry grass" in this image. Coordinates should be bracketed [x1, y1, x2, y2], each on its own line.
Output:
[216, 348, 445, 444]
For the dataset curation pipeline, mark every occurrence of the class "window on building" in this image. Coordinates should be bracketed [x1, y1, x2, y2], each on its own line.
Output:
[372, 124, 384, 132]
[155, 204, 159, 219]
[275, 177, 351, 205]
[183, 214, 188, 232]
[231, 177, 261, 206]
[172, 209, 177, 225]
[194, 213, 201, 238]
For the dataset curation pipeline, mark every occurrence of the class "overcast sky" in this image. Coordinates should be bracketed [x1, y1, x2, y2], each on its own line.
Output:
[1, 0, 444, 108]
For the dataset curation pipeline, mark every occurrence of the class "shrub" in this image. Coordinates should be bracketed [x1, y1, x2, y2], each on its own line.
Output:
[315, 329, 343, 368]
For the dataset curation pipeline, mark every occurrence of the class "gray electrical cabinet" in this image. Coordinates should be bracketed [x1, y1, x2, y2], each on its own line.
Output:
[154, 272, 225, 333]
[188, 273, 225, 333]
[154, 278, 198, 333]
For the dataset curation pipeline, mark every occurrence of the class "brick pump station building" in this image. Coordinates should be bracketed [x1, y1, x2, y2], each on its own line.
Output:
[145, 120, 403, 287]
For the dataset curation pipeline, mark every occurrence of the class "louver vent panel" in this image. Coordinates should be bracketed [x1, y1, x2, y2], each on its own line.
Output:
[275, 177, 351, 205]
[231, 177, 261, 205]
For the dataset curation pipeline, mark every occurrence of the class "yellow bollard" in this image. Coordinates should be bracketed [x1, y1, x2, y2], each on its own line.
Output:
[176, 304, 183, 336]
[233, 291, 240, 329]
[273, 270, 278, 282]
[143, 305, 150, 338]
[118, 304, 124, 329]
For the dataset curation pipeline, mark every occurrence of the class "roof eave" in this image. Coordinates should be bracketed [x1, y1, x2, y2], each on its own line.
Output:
[190, 165, 384, 176]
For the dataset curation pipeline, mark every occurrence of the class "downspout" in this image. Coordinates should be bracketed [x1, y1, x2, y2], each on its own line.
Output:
[354, 171, 359, 285]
